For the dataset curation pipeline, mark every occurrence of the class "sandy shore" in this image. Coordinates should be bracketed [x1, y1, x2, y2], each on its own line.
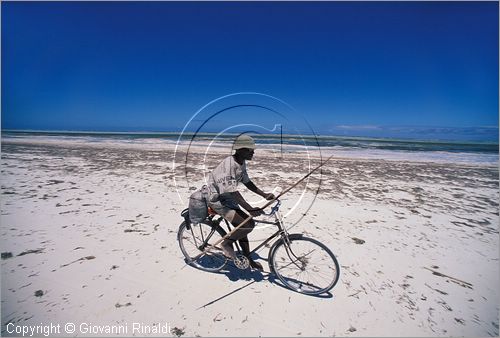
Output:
[1, 138, 498, 337]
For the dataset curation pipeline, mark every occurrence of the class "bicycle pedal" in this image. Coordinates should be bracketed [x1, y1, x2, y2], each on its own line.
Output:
[233, 255, 249, 270]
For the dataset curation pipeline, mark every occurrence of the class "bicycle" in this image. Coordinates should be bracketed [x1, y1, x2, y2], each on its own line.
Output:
[177, 199, 340, 296]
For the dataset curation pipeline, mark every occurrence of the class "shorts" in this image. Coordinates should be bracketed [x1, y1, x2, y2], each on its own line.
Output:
[208, 195, 248, 223]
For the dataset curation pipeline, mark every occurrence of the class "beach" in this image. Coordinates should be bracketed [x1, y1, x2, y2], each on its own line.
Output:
[1, 134, 498, 337]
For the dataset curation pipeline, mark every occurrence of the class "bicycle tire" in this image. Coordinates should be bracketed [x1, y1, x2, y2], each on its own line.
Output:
[269, 234, 340, 295]
[177, 220, 228, 272]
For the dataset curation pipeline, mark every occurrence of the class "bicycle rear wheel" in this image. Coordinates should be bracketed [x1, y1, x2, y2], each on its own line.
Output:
[177, 221, 228, 272]
[269, 234, 340, 295]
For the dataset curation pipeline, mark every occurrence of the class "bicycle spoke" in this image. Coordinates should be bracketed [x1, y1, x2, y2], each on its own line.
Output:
[178, 222, 227, 272]
[271, 236, 340, 295]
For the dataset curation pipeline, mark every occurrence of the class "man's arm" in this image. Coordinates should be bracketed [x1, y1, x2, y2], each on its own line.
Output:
[244, 180, 275, 200]
[230, 191, 262, 217]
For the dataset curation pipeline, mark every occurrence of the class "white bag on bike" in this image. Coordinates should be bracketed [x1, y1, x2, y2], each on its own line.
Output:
[188, 185, 209, 224]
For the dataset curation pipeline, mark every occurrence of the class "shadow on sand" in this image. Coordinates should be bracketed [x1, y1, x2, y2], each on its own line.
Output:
[195, 254, 333, 309]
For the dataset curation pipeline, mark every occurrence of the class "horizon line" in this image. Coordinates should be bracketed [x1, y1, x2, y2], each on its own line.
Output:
[2, 127, 498, 145]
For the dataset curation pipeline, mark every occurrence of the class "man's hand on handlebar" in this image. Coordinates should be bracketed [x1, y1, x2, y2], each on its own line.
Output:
[264, 192, 276, 200]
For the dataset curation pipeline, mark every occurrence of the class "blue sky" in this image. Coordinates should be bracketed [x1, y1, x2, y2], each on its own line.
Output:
[2, 1, 498, 140]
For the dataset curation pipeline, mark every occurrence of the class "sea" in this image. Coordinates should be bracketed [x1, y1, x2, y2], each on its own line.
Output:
[1, 130, 498, 166]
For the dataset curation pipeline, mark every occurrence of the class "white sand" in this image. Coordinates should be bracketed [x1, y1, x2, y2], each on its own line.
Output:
[1, 137, 498, 337]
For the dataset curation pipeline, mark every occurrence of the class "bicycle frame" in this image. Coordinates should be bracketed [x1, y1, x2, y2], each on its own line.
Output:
[180, 197, 341, 297]
[206, 199, 303, 268]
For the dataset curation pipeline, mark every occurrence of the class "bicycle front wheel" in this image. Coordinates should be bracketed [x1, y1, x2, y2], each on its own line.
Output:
[269, 234, 340, 295]
[177, 221, 228, 272]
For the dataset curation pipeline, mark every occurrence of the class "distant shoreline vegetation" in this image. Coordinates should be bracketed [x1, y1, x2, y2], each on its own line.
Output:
[1, 129, 498, 154]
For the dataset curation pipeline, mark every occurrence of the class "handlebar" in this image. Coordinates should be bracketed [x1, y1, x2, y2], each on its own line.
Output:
[260, 199, 281, 217]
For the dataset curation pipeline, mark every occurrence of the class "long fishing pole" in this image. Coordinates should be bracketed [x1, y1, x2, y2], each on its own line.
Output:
[189, 155, 334, 262]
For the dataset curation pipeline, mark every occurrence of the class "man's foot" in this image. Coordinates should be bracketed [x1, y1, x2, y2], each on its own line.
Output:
[249, 259, 263, 271]
[220, 240, 236, 260]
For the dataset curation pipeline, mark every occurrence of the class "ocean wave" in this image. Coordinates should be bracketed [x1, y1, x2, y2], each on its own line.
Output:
[1, 131, 498, 166]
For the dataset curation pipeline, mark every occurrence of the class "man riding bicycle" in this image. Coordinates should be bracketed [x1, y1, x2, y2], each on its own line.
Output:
[205, 134, 275, 271]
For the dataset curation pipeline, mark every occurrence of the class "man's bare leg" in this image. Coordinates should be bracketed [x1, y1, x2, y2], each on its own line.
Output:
[220, 211, 261, 270]
[239, 236, 263, 271]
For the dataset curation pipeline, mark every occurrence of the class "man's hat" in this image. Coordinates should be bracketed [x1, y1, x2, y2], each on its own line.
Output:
[233, 134, 256, 150]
